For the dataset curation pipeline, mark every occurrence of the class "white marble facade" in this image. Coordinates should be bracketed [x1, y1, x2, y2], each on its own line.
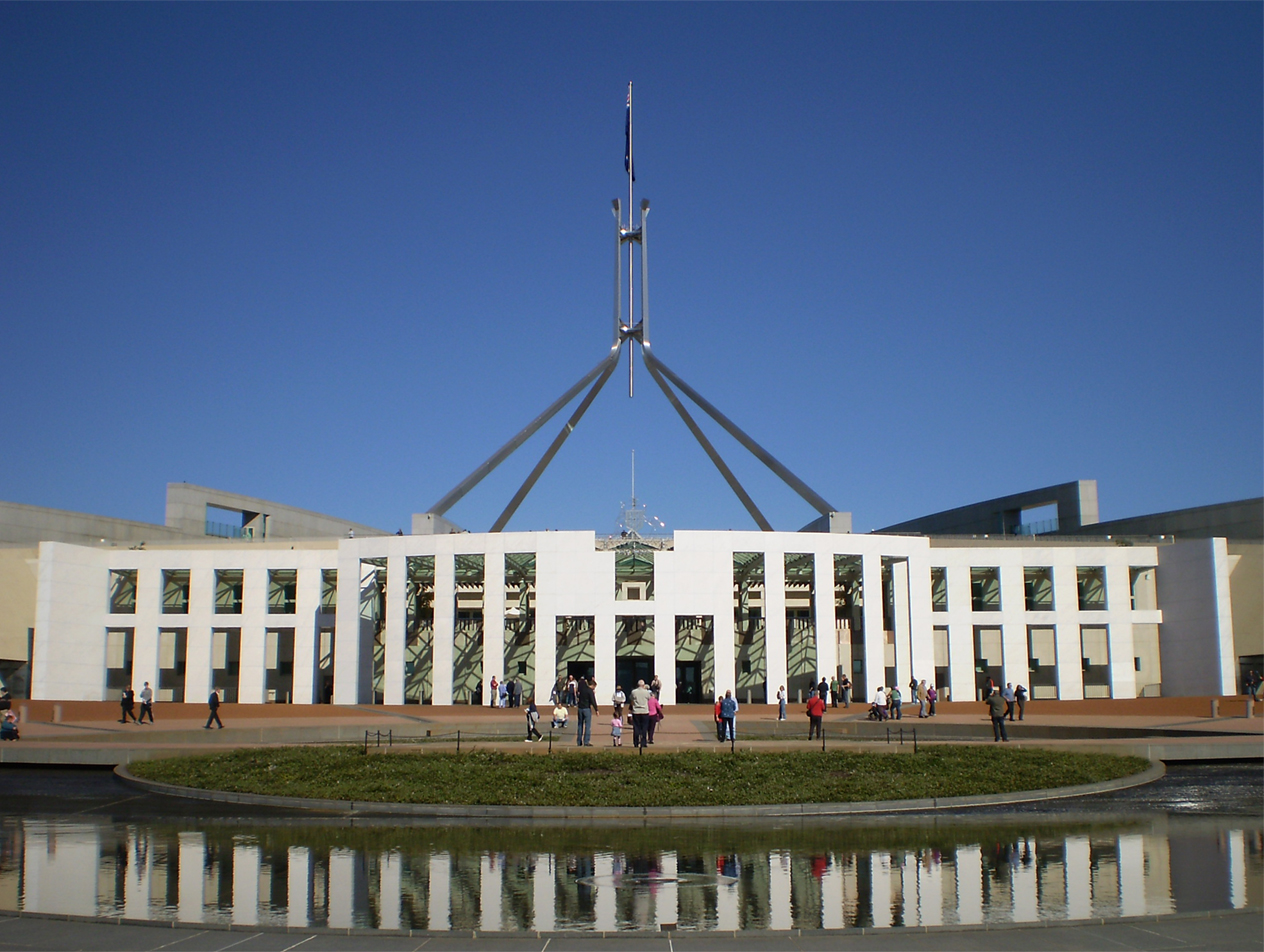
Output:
[31, 527, 1238, 704]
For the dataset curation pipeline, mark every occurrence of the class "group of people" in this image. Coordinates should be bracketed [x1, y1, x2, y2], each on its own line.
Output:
[116, 683, 157, 725]
[868, 678, 941, 721]
[0, 688, 17, 740]
[534, 673, 666, 749]
[486, 675, 525, 708]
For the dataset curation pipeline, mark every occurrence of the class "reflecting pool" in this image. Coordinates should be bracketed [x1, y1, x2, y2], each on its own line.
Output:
[1, 815, 1260, 931]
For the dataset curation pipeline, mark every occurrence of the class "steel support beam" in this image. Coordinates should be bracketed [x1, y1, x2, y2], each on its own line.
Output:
[645, 352, 837, 516]
[642, 347, 773, 531]
[428, 343, 622, 517]
[490, 348, 623, 532]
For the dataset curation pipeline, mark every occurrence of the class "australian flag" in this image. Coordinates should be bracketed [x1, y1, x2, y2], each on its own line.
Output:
[624, 88, 635, 182]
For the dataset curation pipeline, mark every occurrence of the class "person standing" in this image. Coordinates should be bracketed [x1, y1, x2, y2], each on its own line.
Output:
[889, 684, 902, 720]
[806, 692, 825, 739]
[871, 686, 887, 720]
[650, 674, 662, 699]
[565, 675, 578, 708]
[489, 676, 499, 708]
[611, 712, 623, 747]
[525, 699, 542, 742]
[204, 689, 223, 729]
[1014, 683, 1028, 721]
[138, 682, 155, 724]
[719, 690, 739, 742]
[986, 687, 1009, 742]
[1002, 683, 1017, 721]
[840, 674, 851, 709]
[817, 678, 829, 703]
[927, 683, 938, 716]
[630, 679, 652, 748]
[575, 677, 598, 747]
[916, 680, 929, 718]
[777, 685, 787, 721]
[714, 695, 725, 741]
[829, 676, 839, 708]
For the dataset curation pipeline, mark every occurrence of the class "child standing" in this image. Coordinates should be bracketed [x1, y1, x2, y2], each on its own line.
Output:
[611, 713, 623, 747]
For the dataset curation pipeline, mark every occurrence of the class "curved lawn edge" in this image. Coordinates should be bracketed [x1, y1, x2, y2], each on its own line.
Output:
[115, 759, 1165, 820]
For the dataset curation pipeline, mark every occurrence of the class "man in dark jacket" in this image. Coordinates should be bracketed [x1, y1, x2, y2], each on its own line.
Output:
[205, 689, 224, 729]
[575, 678, 598, 747]
[985, 687, 1008, 742]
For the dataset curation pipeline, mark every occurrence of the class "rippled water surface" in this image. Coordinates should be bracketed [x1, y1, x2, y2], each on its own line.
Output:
[2, 815, 1260, 931]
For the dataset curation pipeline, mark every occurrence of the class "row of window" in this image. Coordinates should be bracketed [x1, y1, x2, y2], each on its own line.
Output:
[930, 566, 1157, 613]
[108, 569, 339, 616]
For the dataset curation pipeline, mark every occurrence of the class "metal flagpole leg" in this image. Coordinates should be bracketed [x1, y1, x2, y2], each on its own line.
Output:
[642, 348, 773, 531]
[490, 347, 623, 532]
[650, 355, 837, 515]
[427, 343, 622, 517]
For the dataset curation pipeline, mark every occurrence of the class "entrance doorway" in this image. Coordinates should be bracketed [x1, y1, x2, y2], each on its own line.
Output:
[675, 661, 703, 704]
[615, 657, 654, 695]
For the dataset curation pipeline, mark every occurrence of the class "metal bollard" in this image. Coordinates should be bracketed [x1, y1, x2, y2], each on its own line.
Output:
[1210, 698, 1219, 719]
[18, 704, 28, 724]
[1246, 697, 1254, 718]
[52, 704, 62, 723]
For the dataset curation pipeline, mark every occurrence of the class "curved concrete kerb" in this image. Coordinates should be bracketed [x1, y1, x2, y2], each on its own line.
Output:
[115, 760, 1166, 821]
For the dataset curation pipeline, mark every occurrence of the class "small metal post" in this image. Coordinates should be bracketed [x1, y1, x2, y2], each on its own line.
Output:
[821, 725, 826, 753]
[885, 728, 890, 745]
[913, 729, 918, 754]
[548, 730, 552, 754]
[457, 729, 461, 753]
[730, 733, 735, 754]
[389, 729, 393, 748]
[363, 731, 369, 755]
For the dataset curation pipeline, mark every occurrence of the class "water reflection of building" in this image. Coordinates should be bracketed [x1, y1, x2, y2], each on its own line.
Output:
[0, 820, 1258, 931]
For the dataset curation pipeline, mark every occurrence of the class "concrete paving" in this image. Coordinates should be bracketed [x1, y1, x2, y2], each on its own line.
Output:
[1, 697, 1260, 765]
[0, 910, 1258, 952]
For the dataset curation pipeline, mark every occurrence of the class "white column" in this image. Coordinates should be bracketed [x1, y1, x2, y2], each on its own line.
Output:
[870, 853, 892, 928]
[821, 854, 845, 929]
[378, 851, 401, 931]
[327, 848, 355, 929]
[480, 853, 502, 931]
[655, 610, 676, 706]
[1012, 838, 1037, 922]
[906, 552, 936, 688]
[232, 839, 260, 925]
[123, 829, 153, 921]
[287, 846, 312, 928]
[656, 850, 678, 929]
[1117, 834, 1145, 917]
[769, 850, 792, 930]
[432, 555, 455, 705]
[1106, 563, 1138, 698]
[765, 551, 787, 703]
[594, 853, 616, 931]
[714, 585, 737, 699]
[132, 627, 161, 708]
[1229, 830, 1246, 910]
[333, 546, 363, 704]
[595, 614, 616, 703]
[185, 625, 213, 709]
[383, 553, 407, 705]
[483, 555, 506, 706]
[892, 560, 912, 689]
[1065, 836, 1092, 919]
[862, 553, 885, 699]
[1001, 563, 1028, 690]
[238, 566, 268, 703]
[177, 831, 205, 923]
[291, 565, 320, 704]
[532, 854, 555, 932]
[954, 846, 982, 925]
[715, 863, 740, 931]
[919, 852, 943, 927]
[1054, 562, 1085, 698]
[429, 852, 451, 930]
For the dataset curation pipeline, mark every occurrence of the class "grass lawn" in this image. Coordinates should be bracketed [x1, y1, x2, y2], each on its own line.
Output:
[129, 746, 1151, 807]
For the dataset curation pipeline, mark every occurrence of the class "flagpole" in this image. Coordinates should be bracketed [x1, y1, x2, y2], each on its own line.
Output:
[626, 81, 635, 397]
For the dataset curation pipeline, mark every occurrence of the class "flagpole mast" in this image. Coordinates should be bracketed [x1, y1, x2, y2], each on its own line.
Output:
[626, 81, 635, 397]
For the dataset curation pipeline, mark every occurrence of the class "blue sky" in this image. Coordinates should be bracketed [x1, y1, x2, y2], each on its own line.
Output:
[1, 3, 1260, 535]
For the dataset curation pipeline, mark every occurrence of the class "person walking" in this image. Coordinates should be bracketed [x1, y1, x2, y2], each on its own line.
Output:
[986, 686, 1009, 742]
[138, 682, 155, 724]
[525, 699, 543, 742]
[777, 684, 787, 721]
[647, 692, 663, 744]
[806, 691, 826, 739]
[840, 674, 851, 709]
[719, 690, 739, 741]
[204, 689, 223, 729]
[927, 683, 938, 716]
[889, 684, 902, 720]
[916, 679, 929, 718]
[119, 686, 138, 724]
[630, 679, 652, 748]
[1014, 683, 1028, 721]
[1002, 683, 1017, 721]
[575, 677, 598, 747]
